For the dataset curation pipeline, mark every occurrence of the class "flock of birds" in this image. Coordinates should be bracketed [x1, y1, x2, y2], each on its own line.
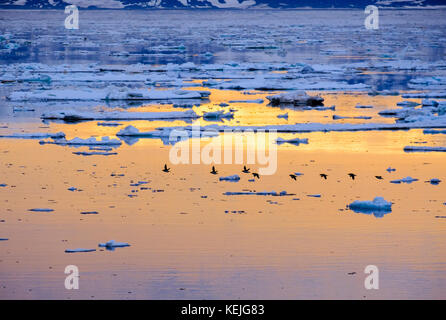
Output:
[162, 164, 386, 181]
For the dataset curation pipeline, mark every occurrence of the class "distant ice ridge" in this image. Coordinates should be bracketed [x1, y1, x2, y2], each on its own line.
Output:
[8, 87, 208, 101]
[41, 109, 198, 121]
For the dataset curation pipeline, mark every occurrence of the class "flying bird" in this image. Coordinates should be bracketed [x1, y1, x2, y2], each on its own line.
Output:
[375, 176, 383, 180]
[320, 173, 328, 180]
[162, 164, 170, 173]
[252, 173, 260, 179]
[290, 174, 297, 180]
[242, 166, 250, 173]
[210, 166, 218, 175]
[348, 173, 357, 180]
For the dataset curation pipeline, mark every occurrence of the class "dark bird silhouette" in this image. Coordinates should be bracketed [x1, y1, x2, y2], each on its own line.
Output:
[348, 173, 357, 180]
[375, 176, 383, 180]
[320, 173, 328, 180]
[290, 174, 297, 180]
[210, 166, 218, 175]
[242, 166, 250, 174]
[252, 173, 260, 179]
[162, 164, 170, 173]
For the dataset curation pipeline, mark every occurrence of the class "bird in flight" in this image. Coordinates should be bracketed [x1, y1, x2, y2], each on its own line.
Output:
[210, 166, 218, 175]
[242, 166, 250, 173]
[162, 164, 170, 173]
[375, 175, 383, 180]
[290, 174, 297, 180]
[320, 173, 328, 180]
[348, 173, 357, 180]
[252, 173, 260, 179]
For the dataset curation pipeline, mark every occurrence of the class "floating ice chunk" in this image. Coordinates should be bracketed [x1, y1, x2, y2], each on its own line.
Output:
[13, 106, 35, 112]
[98, 240, 130, 248]
[267, 91, 324, 106]
[303, 105, 335, 111]
[65, 248, 96, 253]
[8, 87, 207, 101]
[404, 146, 446, 152]
[28, 208, 54, 212]
[0, 132, 65, 139]
[219, 175, 240, 182]
[97, 122, 122, 127]
[41, 109, 198, 121]
[332, 115, 372, 120]
[277, 113, 288, 119]
[224, 190, 294, 196]
[73, 151, 118, 156]
[402, 92, 446, 99]
[422, 99, 439, 107]
[275, 137, 308, 145]
[40, 136, 121, 146]
[390, 176, 419, 184]
[348, 197, 392, 217]
[397, 101, 419, 108]
[423, 129, 446, 134]
[202, 110, 234, 120]
[426, 179, 441, 185]
[228, 99, 264, 104]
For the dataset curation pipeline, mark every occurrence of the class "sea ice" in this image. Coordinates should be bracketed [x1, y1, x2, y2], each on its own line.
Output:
[404, 146, 446, 152]
[348, 197, 392, 214]
[41, 109, 198, 121]
[65, 248, 96, 253]
[390, 176, 419, 184]
[98, 240, 130, 248]
[275, 137, 309, 145]
[266, 91, 324, 106]
[219, 175, 240, 182]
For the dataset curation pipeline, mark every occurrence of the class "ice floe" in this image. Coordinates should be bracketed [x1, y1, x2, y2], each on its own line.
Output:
[65, 248, 96, 253]
[404, 146, 446, 152]
[40, 136, 122, 147]
[0, 132, 65, 139]
[8, 87, 208, 101]
[98, 240, 130, 249]
[390, 176, 419, 184]
[219, 175, 240, 182]
[275, 137, 309, 145]
[41, 109, 199, 121]
[348, 197, 392, 217]
[223, 191, 294, 196]
[266, 91, 324, 106]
